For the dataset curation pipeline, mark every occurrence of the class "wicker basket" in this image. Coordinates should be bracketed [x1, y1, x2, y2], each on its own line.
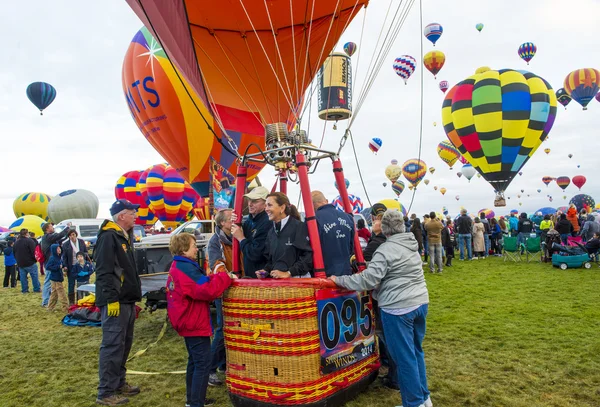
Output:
[223, 279, 379, 407]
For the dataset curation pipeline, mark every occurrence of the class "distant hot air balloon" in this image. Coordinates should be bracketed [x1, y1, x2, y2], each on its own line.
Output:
[568, 154, 573, 159]
[424, 23, 443, 46]
[564, 68, 600, 110]
[382, 182, 388, 187]
[476, 173, 482, 178]
[563, 195, 567, 200]
[518, 172, 523, 176]
[442, 68, 557, 204]
[434, 186, 438, 191]
[439, 80, 449, 93]
[461, 164, 476, 181]
[424, 179, 430, 186]
[334, 178, 350, 191]
[437, 140, 460, 169]
[423, 50, 445, 79]
[517, 194, 521, 199]
[556, 88, 572, 109]
[369, 138, 383, 153]
[521, 189, 524, 193]
[572, 175, 586, 190]
[343, 42, 357, 57]
[537, 189, 541, 193]
[385, 164, 402, 183]
[393, 55, 417, 84]
[402, 159, 427, 188]
[457, 172, 463, 179]
[392, 180, 405, 197]
[391, 159, 399, 165]
[455, 195, 460, 201]
[476, 23, 484, 32]
[429, 167, 436, 174]
[26, 82, 57, 115]
[556, 176, 570, 191]
[408, 185, 414, 191]
[542, 176, 553, 186]
[518, 42, 537, 65]
[544, 148, 551, 155]
[440, 187, 447, 195]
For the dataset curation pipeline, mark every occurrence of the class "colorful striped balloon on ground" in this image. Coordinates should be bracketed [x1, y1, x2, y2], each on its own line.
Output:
[115, 171, 156, 226]
[437, 140, 460, 169]
[393, 55, 417, 84]
[423, 51, 445, 78]
[563, 68, 600, 110]
[518, 42, 537, 65]
[441, 67, 557, 196]
[13, 192, 52, 221]
[140, 163, 199, 228]
[402, 159, 427, 188]
[424, 23, 443, 46]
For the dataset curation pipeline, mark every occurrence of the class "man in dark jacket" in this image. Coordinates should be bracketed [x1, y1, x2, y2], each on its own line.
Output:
[61, 229, 89, 305]
[231, 186, 271, 277]
[13, 229, 40, 294]
[40, 222, 72, 307]
[95, 200, 142, 406]
[517, 212, 533, 250]
[555, 213, 573, 244]
[455, 209, 473, 260]
[312, 191, 354, 277]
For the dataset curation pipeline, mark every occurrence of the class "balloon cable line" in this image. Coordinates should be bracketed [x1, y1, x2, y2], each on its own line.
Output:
[406, 0, 424, 214]
[349, 130, 373, 207]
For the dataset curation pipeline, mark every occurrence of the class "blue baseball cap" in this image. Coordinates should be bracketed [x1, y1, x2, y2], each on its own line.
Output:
[110, 199, 140, 216]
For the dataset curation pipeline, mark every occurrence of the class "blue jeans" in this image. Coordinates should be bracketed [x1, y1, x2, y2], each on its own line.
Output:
[517, 233, 528, 253]
[560, 233, 569, 245]
[458, 234, 472, 260]
[484, 234, 491, 256]
[19, 264, 40, 293]
[210, 298, 226, 373]
[185, 336, 212, 407]
[41, 267, 52, 306]
[381, 304, 430, 407]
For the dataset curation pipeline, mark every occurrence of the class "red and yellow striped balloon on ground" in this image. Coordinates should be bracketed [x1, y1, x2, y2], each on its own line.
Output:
[138, 164, 199, 229]
[115, 171, 156, 226]
[563, 68, 600, 110]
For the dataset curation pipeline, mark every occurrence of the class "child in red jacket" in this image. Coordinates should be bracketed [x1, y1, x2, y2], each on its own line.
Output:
[166, 233, 236, 407]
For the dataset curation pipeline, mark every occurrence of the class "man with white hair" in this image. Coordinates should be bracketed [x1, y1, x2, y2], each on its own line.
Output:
[95, 199, 142, 406]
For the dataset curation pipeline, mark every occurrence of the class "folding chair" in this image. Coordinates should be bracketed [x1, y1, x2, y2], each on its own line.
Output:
[567, 236, 583, 247]
[525, 236, 542, 262]
[503, 236, 522, 262]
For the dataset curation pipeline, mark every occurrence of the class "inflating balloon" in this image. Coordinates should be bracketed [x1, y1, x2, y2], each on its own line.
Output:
[556, 88, 571, 109]
[423, 51, 445, 79]
[439, 80, 449, 93]
[48, 189, 99, 224]
[343, 42, 357, 57]
[115, 170, 156, 226]
[402, 159, 427, 188]
[570, 194, 595, 213]
[392, 180, 405, 197]
[393, 55, 417, 84]
[424, 23, 443, 46]
[369, 138, 383, 153]
[9, 215, 46, 237]
[461, 164, 476, 181]
[517, 42, 537, 65]
[572, 175, 586, 190]
[442, 67, 557, 202]
[564, 68, 600, 110]
[13, 192, 52, 221]
[385, 164, 402, 183]
[26, 82, 57, 115]
[440, 187, 447, 196]
[437, 140, 460, 169]
[476, 23, 484, 32]
[556, 176, 570, 190]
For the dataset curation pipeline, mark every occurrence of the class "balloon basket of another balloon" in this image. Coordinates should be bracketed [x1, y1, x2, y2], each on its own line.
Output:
[223, 278, 380, 407]
[494, 194, 506, 208]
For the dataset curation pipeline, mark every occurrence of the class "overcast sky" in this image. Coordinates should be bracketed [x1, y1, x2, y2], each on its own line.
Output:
[1, 0, 599, 227]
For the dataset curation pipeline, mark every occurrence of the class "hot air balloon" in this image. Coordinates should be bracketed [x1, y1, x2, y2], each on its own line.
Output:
[564, 68, 600, 110]
[519, 202, 523, 206]
[334, 178, 350, 190]
[402, 159, 427, 188]
[556, 88, 571, 109]
[461, 164, 476, 181]
[377, 199, 407, 217]
[392, 180, 405, 197]
[393, 55, 417, 84]
[457, 172, 463, 179]
[423, 51, 445, 79]
[517, 194, 521, 199]
[556, 176, 570, 190]
[429, 167, 436, 174]
[442, 206, 448, 216]
[440, 187, 447, 196]
[518, 172, 523, 176]
[437, 140, 460, 169]
[570, 194, 595, 213]
[9, 215, 46, 237]
[433, 122, 437, 127]
[521, 189, 524, 193]
[434, 186, 438, 191]
[140, 164, 199, 228]
[544, 148, 551, 155]
[115, 170, 156, 226]
[455, 195, 460, 201]
[542, 176, 553, 186]
[13, 192, 52, 222]
[439, 80, 449, 93]
[476, 23, 484, 32]
[408, 185, 414, 191]
[442, 68, 557, 205]
[478, 209, 495, 219]
[382, 182, 387, 187]
[332, 194, 363, 214]
[369, 138, 383, 153]
[517, 42, 537, 65]
[192, 197, 211, 221]
[424, 179, 430, 186]
[343, 42, 357, 57]
[572, 175, 586, 190]
[537, 189, 541, 193]
[424, 23, 443, 46]
[385, 164, 402, 183]
[26, 82, 57, 115]
[47, 189, 100, 224]
[391, 159, 399, 165]
[122, 27, 266, 197]
[568, 154, 573, 159]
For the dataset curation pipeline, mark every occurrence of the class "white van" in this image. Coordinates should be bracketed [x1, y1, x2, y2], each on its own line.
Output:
[54, 218, 105, 255]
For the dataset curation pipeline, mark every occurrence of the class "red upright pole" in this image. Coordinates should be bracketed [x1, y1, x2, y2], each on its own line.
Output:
[279, 168, 288, 195]
[232, 163, 247, 275]
[296, 152, 326, 278]
[332, 158, 366, 271]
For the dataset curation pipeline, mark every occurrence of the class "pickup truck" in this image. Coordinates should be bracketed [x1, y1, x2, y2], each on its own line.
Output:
[134, 220, 215, 275]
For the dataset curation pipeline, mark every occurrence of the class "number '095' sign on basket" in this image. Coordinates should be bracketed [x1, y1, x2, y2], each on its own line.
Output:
[316, 289, 376, 374]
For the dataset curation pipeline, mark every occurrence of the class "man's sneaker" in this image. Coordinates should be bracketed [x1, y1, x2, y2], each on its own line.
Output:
[208, 373, 223, 386]
[96, 394, 129, 406]
[116, 383, 140, 396]
[424, 396, 433, 407]
[204, 398, 216, 406]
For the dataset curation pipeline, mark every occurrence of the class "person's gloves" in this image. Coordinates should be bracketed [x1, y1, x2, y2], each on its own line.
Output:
[77, 271, 87, 277]
[107, 302, 120, 317]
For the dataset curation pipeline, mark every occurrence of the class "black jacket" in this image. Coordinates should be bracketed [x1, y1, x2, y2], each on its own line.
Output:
[555, 219, 573, 235]
[61, 238, 88, 270]
[441, 227, 453, 247]
[41, 228, 71, 265]
[456, 215, 473, 234]
[240, 210, 271, 278]
[315, 204, 354, 277]
[363, 233, 386, 262]
[517, 217, 533, 233]
[263, 217, 313, 277]
[94, 220, 141, 306]
[13, 236, 37, 267]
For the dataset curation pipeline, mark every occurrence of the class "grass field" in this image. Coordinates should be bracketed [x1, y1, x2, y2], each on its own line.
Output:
[1, 256, 599, 407]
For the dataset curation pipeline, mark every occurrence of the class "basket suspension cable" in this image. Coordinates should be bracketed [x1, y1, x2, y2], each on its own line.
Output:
[349, 130, 372, 208]
[242, 36, 276, 124]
